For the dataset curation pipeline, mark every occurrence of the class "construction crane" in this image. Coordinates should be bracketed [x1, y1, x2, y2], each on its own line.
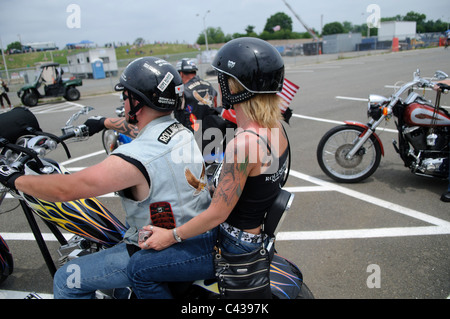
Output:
[281, 0, 318, 41]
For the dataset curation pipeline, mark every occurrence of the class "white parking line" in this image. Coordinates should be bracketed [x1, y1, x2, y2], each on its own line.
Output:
[277, 169, 450, 241]
[292, 113, 398, 133]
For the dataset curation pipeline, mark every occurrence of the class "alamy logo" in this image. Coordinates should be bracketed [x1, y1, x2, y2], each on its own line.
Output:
[66, 264, 81, 289]
[366, 4, 381, 29]
[366, 264, 381, 288]
[66, 4, 81, 29]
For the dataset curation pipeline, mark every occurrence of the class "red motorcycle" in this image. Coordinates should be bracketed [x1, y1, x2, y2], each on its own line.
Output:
[317, 70, 450, 183]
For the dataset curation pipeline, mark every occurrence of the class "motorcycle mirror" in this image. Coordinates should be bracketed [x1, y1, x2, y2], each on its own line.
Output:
[65, 106, 94, 126]
[434, 70, 448, 80]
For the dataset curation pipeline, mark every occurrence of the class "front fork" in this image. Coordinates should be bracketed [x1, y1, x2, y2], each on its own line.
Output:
[344, 119, 385, 159]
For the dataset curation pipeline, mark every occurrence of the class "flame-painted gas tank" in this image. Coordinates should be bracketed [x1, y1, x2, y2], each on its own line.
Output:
[404, 103, 450, 127]
[21, 159, 127, 247]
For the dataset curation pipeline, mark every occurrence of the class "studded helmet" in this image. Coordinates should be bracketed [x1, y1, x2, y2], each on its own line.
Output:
[211, 37, 284, 109]
[115, 57, 184, 122]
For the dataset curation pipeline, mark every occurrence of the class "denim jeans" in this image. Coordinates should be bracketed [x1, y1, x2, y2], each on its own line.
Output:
[127, 227, 218, 299]
[53, 242, 132, 299]
[218, 225, 268, 254]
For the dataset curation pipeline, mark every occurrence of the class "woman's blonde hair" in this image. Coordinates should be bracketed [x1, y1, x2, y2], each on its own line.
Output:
[228, 77, 282, 128]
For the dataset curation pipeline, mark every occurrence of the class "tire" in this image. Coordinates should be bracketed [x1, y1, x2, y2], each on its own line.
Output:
[317, 125, 382, 183]
[296, 283, 314, 299]
[22, 90, 39, 107]
[64, 87, 81, 101]
[0, 236, 13, 285]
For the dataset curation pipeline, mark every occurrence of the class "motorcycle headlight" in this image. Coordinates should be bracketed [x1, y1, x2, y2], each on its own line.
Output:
[368, 95, 388, 120]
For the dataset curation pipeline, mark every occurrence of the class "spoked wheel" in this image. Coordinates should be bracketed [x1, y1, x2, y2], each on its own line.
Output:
[317, 125, 382, 183]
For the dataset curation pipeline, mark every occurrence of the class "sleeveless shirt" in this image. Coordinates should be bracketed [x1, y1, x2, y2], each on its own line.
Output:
[225, 130, 289, 229]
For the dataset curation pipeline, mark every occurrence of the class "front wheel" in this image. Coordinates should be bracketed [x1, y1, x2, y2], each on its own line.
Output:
[317, 125, 382, 183]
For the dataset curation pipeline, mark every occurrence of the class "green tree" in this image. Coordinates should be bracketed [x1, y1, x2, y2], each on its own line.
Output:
[133, 38, 145, 46]
[264, 12, 293, 33]
[245, 25, 258, 37]
[403, 11, 427, 32]
[7, 41, 22, 51]
[196, 27, 226, 44]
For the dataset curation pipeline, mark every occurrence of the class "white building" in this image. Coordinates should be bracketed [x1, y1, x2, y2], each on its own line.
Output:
[378, 21, 417, 41]
[67, 48, 118, 79]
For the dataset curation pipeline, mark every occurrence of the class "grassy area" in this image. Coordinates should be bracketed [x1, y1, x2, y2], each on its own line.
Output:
[0, 50, 76, 69]
[115, 43, 201, 60]
[1, 43, 207, 71]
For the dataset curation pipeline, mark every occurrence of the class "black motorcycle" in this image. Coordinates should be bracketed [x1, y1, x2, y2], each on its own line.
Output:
[0, 107, 313, 299]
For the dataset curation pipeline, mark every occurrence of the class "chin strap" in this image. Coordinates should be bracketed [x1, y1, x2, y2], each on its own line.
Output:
[127, 92, 145, 125]
[218, 72, 254, 109]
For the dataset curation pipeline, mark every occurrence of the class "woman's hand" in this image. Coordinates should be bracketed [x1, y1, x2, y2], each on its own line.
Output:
[138, 225, 177, 251]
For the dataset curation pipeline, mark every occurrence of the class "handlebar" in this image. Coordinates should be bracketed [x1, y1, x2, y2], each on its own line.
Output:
[436, 82, 450, 92]
[385, 71, 446, 111]
[0, 106, 93, 173]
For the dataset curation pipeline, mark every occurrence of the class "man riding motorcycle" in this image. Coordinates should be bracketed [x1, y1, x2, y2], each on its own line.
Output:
[0, 57, 212, 298]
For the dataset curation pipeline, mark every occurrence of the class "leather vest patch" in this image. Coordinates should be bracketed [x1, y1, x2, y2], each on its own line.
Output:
[157, 122, 185, 144]
[150, 202, 176, 229]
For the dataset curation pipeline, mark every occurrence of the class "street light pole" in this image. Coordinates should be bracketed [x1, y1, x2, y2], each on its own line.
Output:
[197, 10, 210, 52]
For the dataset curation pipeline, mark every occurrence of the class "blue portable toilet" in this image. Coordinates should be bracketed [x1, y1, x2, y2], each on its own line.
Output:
[91, 59, 106, 79]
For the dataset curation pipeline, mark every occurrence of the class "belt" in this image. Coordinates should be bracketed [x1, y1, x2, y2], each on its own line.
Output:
[220, 222, 265, 244]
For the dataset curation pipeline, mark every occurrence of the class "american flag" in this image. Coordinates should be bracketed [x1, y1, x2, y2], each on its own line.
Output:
[221, 78, 300, 124]
[277, 78, 300, 115]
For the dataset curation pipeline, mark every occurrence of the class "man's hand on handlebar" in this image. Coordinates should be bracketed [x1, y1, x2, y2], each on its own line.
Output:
[0, 165, 23, 190]
[433, 80, 450, 93]
[84, 116, 106, 136]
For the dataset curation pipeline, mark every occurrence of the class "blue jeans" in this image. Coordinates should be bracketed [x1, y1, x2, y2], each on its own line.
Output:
[53, 242, 132, 299]
[218, 224, 268, 254]
[127, 227, 218, 299]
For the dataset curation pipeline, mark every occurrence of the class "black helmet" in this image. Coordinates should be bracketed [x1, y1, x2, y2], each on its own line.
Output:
[212, 37, 284, 108]
[176, 58, 198, 73]
[115, 57, 184, 115]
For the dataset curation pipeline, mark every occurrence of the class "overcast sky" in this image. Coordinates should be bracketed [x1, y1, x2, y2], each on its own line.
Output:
[1, 0, 449, 49]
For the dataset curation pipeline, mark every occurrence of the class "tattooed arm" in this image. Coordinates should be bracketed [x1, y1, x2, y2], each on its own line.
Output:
[104, 117, 139, 138]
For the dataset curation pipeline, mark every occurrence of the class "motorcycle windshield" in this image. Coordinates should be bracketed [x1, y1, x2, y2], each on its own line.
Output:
[22, 194, 126, 247]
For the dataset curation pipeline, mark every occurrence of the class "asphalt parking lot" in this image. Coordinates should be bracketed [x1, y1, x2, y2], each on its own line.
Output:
[0, 47, 449, 299]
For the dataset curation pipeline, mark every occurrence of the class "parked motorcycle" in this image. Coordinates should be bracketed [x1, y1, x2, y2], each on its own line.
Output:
[0, 107, 313, 299]
[317, 70, 450, 183]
